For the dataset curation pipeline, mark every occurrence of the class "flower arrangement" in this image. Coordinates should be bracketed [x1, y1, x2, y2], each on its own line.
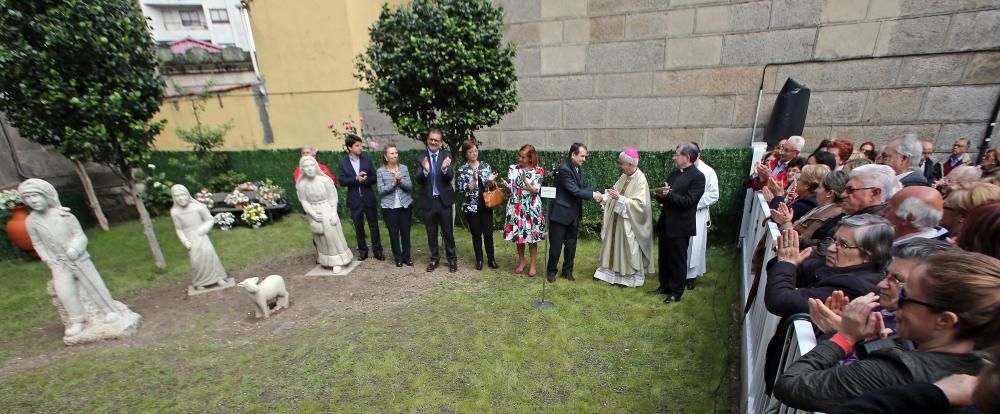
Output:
[195, 188, 214, 208]
[256, 179, 285, 207]
[224, 188, 249, 207]
[1, 189, 24, 210]
[236, 181, 257, 192]
[241, 203, 267, 228]
[214, 212, 235, 231]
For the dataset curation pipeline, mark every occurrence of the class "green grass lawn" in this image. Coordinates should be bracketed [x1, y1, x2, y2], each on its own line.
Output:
[0, 214, 739, 413]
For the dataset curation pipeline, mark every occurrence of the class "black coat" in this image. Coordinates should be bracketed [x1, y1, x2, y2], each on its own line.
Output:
[656, 166, 705, 238]
[337, 156, 378, 209]
[922, 160, 942, 182]
[764, 260, 885, 318]
[414, 151, 456, 209]
[549, 160, 595, 226]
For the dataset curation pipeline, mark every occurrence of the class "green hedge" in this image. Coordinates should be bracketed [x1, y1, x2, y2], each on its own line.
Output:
[149, 147, 751, 242]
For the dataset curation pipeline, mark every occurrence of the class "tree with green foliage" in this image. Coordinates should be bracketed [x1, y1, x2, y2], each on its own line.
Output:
[0, 0, 168, 269]
[355, 0, 519, 157]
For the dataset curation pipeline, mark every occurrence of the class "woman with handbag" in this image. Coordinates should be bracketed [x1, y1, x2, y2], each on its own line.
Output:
[376, 144, 414, 267]
[457, 139, 500, 270]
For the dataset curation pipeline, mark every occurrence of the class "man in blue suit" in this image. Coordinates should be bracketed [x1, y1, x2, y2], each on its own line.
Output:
[415, 129, 458, 273]
[337, 134, 384, 261]
[546, 143, 602, 283]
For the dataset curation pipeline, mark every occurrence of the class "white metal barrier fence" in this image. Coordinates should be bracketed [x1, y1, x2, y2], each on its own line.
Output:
[738, 143, 821, 414]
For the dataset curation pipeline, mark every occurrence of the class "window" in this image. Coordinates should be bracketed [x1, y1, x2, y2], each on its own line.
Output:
[179, 10, 203, 27]
[209, 9, 229, 23]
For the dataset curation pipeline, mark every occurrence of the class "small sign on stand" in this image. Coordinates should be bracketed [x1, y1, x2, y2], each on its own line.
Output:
[532, 186, 558, 310]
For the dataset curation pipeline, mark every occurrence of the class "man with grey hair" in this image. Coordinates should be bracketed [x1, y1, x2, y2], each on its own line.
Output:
[936, 165, 982, 192]
[920, 140, 943, 182]
[751, 135, 806, 191]
[294, 145, 336, 183]
[879, 134, 929, 187]
[593, 148, 654, 287]
[652, 143, 705, 303]
[883, 186, 946, 245]
[943, 137, 972, 176]
[844, 164, 897, 215]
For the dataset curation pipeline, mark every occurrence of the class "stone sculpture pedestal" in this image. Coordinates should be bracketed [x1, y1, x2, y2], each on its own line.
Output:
[187, 277, 236, 296]
[48, 280, 142, 346]
[303, 260, 360, 277]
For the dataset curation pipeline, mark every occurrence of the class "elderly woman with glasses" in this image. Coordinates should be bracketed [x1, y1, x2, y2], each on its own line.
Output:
[764, 214, 894, 318]
[773, 251, 998, 412]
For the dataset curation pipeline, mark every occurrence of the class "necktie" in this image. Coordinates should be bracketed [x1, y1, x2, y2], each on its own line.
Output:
[431, 153, 439, 196]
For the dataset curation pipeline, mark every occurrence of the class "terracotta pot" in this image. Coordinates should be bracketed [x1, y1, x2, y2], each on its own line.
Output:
[5, 206, 39, 258]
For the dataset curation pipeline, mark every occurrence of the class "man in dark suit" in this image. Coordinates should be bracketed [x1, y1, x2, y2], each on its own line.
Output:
[546, 143, 602, 283]
[653, 143, 706, 304]
[879, 134, 929, 187]
[920, 140, 943, 183]
[415, 129, 458, 273]
[337, 135, 384, 261]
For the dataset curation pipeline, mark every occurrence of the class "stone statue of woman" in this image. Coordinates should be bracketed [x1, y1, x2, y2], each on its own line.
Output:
[17, 178, 141, 344]
[170, 184, 234, 295]
[297, 156, 353, 272]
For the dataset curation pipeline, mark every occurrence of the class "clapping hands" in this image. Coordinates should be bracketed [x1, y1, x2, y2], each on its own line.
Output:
[839, 293, 891, 343]
[770, 203, 793, 226]
[776, 228, 812, 266]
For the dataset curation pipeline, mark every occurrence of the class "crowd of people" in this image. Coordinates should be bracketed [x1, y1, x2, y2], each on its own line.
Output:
[295, 130, 724, 305]
[747, 133, 1000, 413]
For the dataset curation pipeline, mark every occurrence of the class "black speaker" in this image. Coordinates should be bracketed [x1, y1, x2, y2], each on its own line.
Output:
[763, 78, 810, 148]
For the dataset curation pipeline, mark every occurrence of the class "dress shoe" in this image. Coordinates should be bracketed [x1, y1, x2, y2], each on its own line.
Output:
[647, 288, 667, 295]
[663, 295, 681, 304]
[395, 261, 403, 267]
[487, 259, 499, 269]
[475, 260, 483, 270]
[358, 251, 369, 261]
[686, 279, 696, 290]
[560, 274, 576, 281]
[448, 262, 458, 273]
[426, 262, 439, 272]
[374, 252, 386, 261]
[546, 273, 556, 283]
[404, 260, 414, 266]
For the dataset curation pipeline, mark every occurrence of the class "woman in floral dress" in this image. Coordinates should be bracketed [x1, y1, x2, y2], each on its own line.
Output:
[503, 144, 547, 277]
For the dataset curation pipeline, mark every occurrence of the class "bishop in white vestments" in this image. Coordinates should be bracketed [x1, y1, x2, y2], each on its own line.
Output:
[593, 148, 655, 287]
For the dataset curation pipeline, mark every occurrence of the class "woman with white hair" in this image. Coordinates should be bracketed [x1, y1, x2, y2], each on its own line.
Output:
[593, 148, 655, 287]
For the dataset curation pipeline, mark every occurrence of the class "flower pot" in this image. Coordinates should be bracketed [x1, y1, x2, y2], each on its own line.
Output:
[5, 206, 39, 258]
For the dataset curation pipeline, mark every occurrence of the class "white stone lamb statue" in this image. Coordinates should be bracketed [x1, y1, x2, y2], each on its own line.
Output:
[237, 275, 289, 318]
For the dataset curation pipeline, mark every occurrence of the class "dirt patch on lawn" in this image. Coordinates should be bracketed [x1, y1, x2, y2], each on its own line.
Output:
[0, 249, 481, 379]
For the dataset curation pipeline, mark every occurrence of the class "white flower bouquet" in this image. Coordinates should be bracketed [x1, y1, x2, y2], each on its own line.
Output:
[195, 188, 215, 208]
[225, 188, 249, 207]
[241, 203, 268, 228]
[1, 189, 24, 210]
[214, 212, 235, 231]
[256, 180, 285, 207]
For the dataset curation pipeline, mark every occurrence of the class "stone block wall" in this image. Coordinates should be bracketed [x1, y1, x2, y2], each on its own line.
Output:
[468, 0, 1000, 158]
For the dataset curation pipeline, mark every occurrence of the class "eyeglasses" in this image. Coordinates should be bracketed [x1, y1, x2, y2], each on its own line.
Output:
[844, 186, 876, 194]
[887, 273, 905, 285]
[780, 147, 798, 153]
[898, 288, 946, 312]
[826, 237, 860, 250]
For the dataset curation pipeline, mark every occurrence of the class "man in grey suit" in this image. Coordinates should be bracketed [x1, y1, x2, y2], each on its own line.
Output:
[546, 143, 602, 283]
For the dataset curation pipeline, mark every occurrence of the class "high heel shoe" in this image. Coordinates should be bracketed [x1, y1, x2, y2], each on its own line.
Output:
[528, 270, 537, 278]
[514, 265, 524, 274]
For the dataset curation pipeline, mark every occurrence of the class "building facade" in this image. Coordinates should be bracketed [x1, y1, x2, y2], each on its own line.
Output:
[140, 0, 252, 51]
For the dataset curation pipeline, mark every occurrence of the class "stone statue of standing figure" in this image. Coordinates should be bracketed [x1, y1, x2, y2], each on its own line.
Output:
[18, 178, 141, 345]
[297, 155, 354, 273]
[170, 184, 234, 295]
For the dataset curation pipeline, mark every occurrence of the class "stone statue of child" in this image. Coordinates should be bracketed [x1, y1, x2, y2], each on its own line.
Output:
[18, 178, 140, 342]
[170, 184, 233, 294]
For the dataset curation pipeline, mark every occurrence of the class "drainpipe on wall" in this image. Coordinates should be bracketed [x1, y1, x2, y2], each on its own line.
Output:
[238, 0, 274, 144]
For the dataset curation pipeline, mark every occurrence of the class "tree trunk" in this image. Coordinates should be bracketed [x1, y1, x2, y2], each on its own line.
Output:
[129, 181, 166, 270]
[72, 160, 110, 231]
